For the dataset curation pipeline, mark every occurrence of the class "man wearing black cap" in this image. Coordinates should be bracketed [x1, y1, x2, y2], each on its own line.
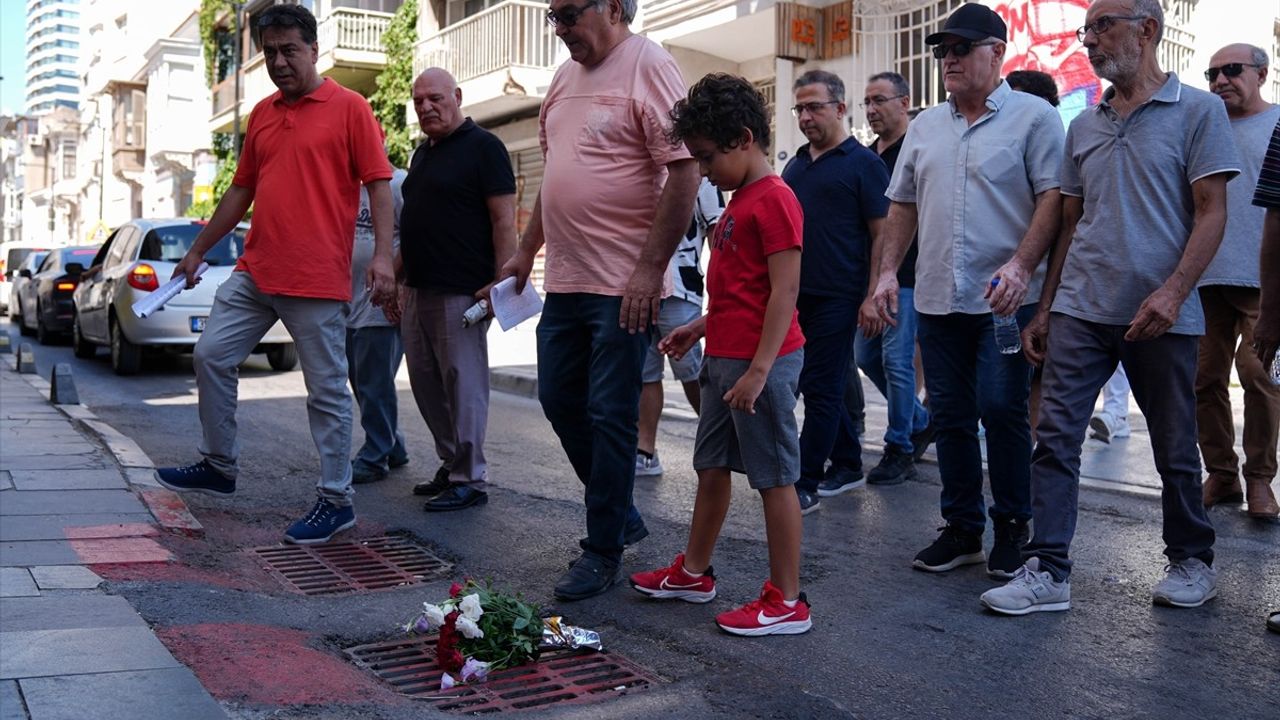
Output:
[869, 2, 1064, 580]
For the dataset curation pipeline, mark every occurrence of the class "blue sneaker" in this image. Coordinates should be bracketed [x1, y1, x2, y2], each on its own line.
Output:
[154, 460, 235, 496]
[284, 499, 356, 545]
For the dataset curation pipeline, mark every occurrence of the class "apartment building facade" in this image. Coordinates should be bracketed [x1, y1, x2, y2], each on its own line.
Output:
[25, 0, 82, 116]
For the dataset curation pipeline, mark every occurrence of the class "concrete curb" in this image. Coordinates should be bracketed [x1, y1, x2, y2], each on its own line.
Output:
[3, 354, 205, 537]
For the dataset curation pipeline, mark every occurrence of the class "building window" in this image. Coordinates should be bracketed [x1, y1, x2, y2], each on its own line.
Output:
[60, 139, 76, 181]
[113, 86, 146, 149]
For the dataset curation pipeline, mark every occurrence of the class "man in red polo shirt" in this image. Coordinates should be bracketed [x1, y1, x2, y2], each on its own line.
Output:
[154, 3, 396, 545]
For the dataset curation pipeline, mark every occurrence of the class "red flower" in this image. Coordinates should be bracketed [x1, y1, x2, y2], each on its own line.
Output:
[448, 582, 463, 597]
[436, 611, 464, 673]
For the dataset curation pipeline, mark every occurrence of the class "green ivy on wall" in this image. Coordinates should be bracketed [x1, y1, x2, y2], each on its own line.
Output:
[370, 0, 419, 169]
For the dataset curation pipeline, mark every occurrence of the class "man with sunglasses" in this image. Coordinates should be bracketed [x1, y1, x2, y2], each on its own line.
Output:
[780, 70, 890, 514]
[155, 3, 397, 545]
[1196, 44, 1280, 520]
[499, 0, 699, 601]
[870, 3, 1063, 580]
[982, 0, 1239, 615]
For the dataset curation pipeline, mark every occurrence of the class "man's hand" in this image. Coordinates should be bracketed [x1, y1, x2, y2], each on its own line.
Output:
[620, 263, 664, 333]
[987, 259, 1031, 316]
[724, 366, 767, 415]
[658, 321, 703, 360]
[1125, 285, 1184, 342]
[1254, 313, 1279, 371]
[858, 295, 885, 338]
[382, 285, 405, 325]
[498, 245, 536, 293]
[367, 253, 396, 309]
[171, 250, 205, 289]
[473, 281, 498, 321]
[871, 274, 901, 327]
[1022, 311, 1050, 367]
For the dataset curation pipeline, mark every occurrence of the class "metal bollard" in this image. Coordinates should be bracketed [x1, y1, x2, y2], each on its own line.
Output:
[50, 362, 79, 404]
[0, 334, 11, 354]
[16, 343, 36, 373]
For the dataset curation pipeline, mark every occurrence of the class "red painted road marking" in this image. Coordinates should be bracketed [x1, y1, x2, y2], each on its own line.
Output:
[138, 488, 205, 536]
[70, 537, 173, 564]
[63, 523, 159, 540]
[155, 623, 400, 707]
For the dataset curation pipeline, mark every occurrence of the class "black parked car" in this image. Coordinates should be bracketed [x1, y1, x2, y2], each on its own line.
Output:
[18, 245, 101, 344]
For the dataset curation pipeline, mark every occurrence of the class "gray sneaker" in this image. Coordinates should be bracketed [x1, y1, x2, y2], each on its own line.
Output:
[979, 557, 1071, 616]
[635, 452, 663, 477]
[1151, 558, 1217, 608]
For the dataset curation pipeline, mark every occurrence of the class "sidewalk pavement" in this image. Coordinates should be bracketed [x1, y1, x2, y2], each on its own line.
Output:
[481, 315, 1264, 499]
[0, 353, 225, 719]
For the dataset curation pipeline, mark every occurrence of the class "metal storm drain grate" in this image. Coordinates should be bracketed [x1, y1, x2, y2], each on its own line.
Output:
[251, 536, 450, 596]
[344, 635, 660, 713]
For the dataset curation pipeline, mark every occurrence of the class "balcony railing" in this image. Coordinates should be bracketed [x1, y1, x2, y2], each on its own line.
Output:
[211, 77, 236, 117]
[415, 0, 558, 85]
[319, 7, 393, 55]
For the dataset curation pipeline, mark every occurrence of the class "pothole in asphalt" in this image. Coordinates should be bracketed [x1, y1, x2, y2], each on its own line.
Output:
[250, 535, 451, 596]
[344, 634, 660, 713]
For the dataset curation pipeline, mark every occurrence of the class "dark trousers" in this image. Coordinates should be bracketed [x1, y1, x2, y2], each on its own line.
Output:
[1025, 313, 1215, 581]
[346, 325, 407, 471]
[537, 293, 649, 564]
[796, 293, 863, 493]
[917, 307, 1037, 534]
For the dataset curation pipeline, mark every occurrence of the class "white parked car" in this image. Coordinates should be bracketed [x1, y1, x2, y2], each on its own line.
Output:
[1, 241, 52, 315]
[72, 219, 296, 375]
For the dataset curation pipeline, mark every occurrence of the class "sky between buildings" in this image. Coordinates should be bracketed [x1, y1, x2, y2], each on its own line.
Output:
[1, 1, 26, 116]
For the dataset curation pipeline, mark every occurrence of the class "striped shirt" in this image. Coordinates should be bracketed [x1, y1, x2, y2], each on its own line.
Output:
[1253, 117, 1280, 209]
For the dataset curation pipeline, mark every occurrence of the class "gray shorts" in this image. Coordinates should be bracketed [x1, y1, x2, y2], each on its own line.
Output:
[692, 350, 803, 489]
[642, 297, 704, 383]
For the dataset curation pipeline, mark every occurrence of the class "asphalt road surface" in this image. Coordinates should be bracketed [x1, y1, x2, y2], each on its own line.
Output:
[7, 319, 1277, 719]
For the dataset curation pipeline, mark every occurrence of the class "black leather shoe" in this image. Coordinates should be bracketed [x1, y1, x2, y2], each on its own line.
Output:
[413, 465, 451, 497]
[554, 553, 621, 601]
[422, 484, 488, 512]
[351, 463, 388, 485]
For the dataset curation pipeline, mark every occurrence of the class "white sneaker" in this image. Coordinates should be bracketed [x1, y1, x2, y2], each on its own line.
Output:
[1152, 558, 1217, 608]
[979, 557, 1071, 616]
[1089, 411, 1131, 444]
[635, 452, 663, 477]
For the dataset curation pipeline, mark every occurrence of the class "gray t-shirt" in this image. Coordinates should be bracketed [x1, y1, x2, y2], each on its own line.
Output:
[886, 80, 1064, 315]
[1200, 103, 1280, 288]
[347, 168, 407, 329]
[1054, 74, 1241, 335]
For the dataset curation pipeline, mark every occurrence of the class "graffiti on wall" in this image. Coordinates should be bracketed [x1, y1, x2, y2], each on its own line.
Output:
[982, 0, 1102, 127]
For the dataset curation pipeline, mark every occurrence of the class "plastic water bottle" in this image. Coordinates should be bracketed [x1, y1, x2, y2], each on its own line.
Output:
[1271, 353, 1280, 385]
[990, 278, 1021, 355]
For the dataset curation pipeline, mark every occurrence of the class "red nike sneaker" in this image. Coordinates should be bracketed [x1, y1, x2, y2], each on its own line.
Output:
[715, 580, 812, 636]
[629, 553, 717, 603]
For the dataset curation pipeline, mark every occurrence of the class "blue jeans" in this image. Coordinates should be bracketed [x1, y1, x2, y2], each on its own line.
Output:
[917, 307, 1037, 533]
[537, 293, 649, 563]
[796, 293, 863, 493]
[346, 325, 407, 471]
[1025, 314, 1213, 581]
[856, 287, 929, 453]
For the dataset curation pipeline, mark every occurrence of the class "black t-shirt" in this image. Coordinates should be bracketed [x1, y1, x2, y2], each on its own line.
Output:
[400, 119, 517, 294]
[878, 135, 918, 290]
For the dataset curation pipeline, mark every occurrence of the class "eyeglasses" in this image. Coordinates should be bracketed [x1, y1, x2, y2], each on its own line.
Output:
[791, 100, 841, 117]
[931, 40, 998, 59]
[1204, 62, 1265, 82]
[861, 94, 906, 109]
[545, 0, 601, 28]
[1075, 15, 1147, 43]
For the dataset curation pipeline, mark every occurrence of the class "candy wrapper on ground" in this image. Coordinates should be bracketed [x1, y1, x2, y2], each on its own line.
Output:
[540, 617, 603, 652]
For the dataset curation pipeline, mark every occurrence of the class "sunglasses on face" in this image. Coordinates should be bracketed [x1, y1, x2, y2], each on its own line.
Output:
[1204, 63, 1264, 82]
[931, 40, 997, 60]
[545, 0, 601, 28]
[1075, 15, 1146, 43]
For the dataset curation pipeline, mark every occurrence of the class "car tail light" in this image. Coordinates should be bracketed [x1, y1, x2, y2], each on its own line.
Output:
[128, 263, 160, 292]
[56, 281, 77, 291]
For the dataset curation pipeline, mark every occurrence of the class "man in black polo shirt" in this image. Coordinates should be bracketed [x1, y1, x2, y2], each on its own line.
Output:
[398, 68, 518, 512]
[781, 70, 891, 514]
[855, 71, 934, 485]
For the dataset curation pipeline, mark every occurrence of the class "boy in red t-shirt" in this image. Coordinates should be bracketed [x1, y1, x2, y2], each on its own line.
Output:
[630, 74, 810, 636]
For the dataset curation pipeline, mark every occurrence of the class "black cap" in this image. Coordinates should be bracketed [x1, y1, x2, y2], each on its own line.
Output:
[924, 3, 1008, 44]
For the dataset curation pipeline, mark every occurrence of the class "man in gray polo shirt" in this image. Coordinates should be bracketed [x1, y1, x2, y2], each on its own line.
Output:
[870, 3, 1063, 580]
[1196, 43, 1280, 520]
[981, 0, 1240, 616]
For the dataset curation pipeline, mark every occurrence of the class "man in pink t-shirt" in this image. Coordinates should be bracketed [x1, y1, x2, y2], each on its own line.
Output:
[500, 0, 700, 601]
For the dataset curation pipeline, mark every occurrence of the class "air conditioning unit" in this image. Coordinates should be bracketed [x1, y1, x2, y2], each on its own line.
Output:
[26, 135, 42, 147]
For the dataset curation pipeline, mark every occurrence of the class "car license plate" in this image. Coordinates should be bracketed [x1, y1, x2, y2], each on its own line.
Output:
[190, 316, 207, 333]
